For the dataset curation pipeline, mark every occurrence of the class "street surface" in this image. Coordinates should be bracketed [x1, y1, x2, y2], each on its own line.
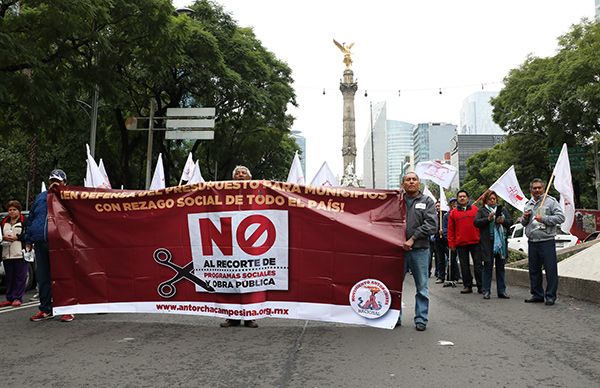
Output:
[1, 279, 599, 387]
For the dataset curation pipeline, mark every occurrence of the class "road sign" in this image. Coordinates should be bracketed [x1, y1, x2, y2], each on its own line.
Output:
[127, 106, 216, 140]
[165, 119, 215, 128]
[166, 107, 215, 117]
[165, 131, 215, 140]
[548, 146, 586, 171]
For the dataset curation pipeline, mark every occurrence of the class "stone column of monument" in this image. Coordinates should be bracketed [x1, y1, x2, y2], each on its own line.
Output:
[333, 39, 360, 187]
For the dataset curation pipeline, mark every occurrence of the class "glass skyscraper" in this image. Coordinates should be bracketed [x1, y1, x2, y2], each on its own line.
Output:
[363, 102, 414, 189]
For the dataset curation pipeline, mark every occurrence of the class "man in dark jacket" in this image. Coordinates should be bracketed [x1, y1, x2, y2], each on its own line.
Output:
[398, 172, 437, 331]
[23, 169, 74, 322]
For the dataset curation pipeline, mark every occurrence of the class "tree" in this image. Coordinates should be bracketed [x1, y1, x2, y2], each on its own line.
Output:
[487, 19, 600, 209]
[0, 0, 298, 205]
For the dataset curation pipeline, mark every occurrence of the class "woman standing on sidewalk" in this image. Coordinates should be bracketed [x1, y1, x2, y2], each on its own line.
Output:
[474, 191, 513, 300]
[1, 200, 27, 307]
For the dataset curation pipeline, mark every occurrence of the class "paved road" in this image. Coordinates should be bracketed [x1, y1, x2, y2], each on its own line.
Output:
[1, 280, 599, 388]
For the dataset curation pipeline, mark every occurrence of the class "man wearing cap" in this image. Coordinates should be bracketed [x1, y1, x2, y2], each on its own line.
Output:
[24, 169, 74, 322]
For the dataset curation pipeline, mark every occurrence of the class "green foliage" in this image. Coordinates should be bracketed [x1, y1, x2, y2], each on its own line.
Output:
[0, 0, 298, 204]
[477, 19, 600, 210]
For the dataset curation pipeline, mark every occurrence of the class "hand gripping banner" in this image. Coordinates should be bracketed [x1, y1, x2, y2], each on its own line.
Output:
[48, 181, 405, 329]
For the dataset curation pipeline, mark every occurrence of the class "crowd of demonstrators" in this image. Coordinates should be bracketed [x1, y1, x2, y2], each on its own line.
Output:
[522, 178, 564, 306]
[1, 200, 27, 307]
[448, 190, 482, 294]
[22, 169, 74, 322]
[474, 191, 512, 300]
[1, 169, 562, 332]
[399, 172, 438, 331]
[219, 165, 259, 329]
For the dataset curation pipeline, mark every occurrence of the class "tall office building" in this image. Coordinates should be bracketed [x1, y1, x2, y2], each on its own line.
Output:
[412, 123, 457, 165]
[450, 134, 506, 188]
[363, 102, 414, 189]
[291, 130, 306, 177]
[459, 91, 503, 134]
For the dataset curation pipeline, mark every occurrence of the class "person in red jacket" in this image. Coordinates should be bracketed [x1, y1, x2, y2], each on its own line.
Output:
[448, 190, 482, 294]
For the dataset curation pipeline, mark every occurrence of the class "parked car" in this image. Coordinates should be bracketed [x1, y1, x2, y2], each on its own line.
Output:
[507, 224, 580, 254]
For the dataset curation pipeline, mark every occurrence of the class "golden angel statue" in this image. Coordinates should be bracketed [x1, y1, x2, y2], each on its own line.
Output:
[333, 39, 354, 69]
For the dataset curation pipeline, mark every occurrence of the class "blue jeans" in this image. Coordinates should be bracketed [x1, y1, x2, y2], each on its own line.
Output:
[482, 253, 506, 295]
[528, 239, 558, 301]
[400, 247, 430, 326]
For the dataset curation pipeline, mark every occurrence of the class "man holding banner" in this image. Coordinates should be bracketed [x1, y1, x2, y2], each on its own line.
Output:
[399, 172, 437, 331]
[522, 178, 565, 306]
[220, 165, 259, 328]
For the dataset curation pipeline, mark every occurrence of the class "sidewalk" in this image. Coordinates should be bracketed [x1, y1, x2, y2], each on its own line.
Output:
[506, 241, 600, 304]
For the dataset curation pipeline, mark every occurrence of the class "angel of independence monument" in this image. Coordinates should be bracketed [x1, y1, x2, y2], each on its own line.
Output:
[333, 39, 360, 187]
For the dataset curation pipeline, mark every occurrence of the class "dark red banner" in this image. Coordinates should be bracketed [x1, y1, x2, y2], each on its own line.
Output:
[49, 181, 405, 329]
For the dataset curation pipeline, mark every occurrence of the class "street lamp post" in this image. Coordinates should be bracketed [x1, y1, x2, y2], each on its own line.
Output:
[89, 85, 99, 158]
[144, 99, 156, 189]
[370, 101, 375, 189]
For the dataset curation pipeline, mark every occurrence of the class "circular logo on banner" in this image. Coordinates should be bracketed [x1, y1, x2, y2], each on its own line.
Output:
[349, 279, 391, 319]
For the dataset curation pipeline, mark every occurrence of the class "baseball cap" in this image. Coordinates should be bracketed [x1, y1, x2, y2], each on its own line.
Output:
[49, 169, 67, 182]
[448, 197, 457, 203]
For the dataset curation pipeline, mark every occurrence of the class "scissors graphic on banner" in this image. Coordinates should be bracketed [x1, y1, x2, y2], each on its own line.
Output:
[154, 248, 215, 298]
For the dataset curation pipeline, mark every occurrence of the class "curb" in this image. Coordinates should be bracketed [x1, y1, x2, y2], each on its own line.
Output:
[505, 267, 600, 304]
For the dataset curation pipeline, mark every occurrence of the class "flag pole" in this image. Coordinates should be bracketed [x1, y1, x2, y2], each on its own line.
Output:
[473, 189, 490, 205]
[540, 174, 556, 208]
[439, 207, 443, 238]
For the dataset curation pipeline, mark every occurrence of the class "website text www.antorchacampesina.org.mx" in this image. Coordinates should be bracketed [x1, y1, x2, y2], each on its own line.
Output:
[155, 303, 289, 317]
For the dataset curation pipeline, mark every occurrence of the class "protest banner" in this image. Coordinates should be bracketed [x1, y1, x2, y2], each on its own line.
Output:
[49, 182, 405, 329]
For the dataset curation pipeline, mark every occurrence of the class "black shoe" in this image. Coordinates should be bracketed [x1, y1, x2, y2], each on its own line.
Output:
[477, 288, 483, 294]
[524, 297, 544, 303]
[483, 292, 491, 299]
[498, 293, 510, 299]
[415, 323, 426, 331]
[220, 319, 241, 327]
[545, 300, 555, 306]
[460, 287, 473, 294]
[243, 320, 259, 328]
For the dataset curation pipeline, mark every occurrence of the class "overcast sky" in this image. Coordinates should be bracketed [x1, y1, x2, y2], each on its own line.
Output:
[173, 0, 594, 181]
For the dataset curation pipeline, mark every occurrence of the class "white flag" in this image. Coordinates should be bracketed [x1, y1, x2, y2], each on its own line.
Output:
[98, 159, 112, 189]
[310, 161, 338, 186]
[489, 165, 528, 212]
[414, 161, 458, 189]
[439, 184, 449, 211]
[179, 152, 195, 184]
[187, 161, 205, 184]
[423, 184, 436, 202]
[85, 144, 110, 188]
[552, 144, 575, 233]
[149, 153, 166, 190]
[286, 151, 305, 184]
[41, 181, 47, 193]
